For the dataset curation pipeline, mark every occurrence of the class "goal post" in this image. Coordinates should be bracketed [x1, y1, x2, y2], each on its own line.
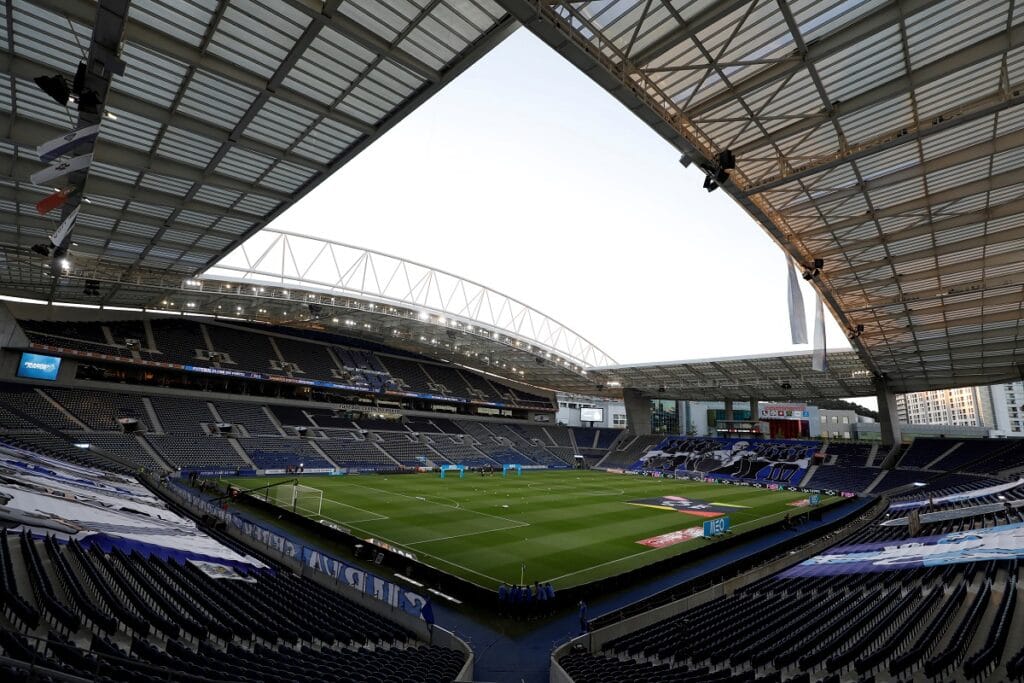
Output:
[502, 463, 522, 477]
[263, 481, 323, 516]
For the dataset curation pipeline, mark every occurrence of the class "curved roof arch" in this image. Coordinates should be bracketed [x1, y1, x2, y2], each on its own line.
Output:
[204, 228, 615, 371]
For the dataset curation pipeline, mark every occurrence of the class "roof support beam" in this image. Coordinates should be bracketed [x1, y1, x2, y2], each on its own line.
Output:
[780, 127, 1024, 217]
[801, 164, 1024, 240]
[33, 0, 377, 135]
[832, 223, 1024, 280]
[734, 22, 1024, 157]
[835, 249, 1023, 295]
[283, 0, 442, 82]
[814, 194, 1024, 260]
[628, 0, 753, 66]
[686, 0, 938, 119]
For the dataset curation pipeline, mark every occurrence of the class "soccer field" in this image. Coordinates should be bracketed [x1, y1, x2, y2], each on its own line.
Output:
[224, 470, 832, 589]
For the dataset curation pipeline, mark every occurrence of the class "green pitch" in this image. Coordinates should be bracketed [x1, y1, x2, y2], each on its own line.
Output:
[224, 470, 832, 589]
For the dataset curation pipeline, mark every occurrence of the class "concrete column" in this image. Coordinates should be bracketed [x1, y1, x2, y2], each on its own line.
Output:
[622, 389, 652, 435]
[724, 399, 734, 422]
[875, 377, 903, 467]
[749, 398, 759, 436]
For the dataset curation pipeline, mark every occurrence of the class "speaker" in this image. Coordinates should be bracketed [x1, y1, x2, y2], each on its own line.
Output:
[117, 417, 139, 433]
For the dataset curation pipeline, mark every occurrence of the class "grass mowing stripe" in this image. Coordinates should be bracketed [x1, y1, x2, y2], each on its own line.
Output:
[224, 471, 836, 589]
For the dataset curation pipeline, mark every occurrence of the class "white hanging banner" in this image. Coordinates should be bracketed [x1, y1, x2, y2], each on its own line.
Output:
[812, 292, 828, 372]
[30, 153, 93, 186]
[787, 258, 808, 344]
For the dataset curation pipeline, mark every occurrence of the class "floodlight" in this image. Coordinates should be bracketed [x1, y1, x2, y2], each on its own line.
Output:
[703, 175, 718, 192]
[34, 74, 70, 105]
[716, 149, 736, 169]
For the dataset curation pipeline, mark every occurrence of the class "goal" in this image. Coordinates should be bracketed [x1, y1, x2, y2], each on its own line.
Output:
[266, 482, 323, 516]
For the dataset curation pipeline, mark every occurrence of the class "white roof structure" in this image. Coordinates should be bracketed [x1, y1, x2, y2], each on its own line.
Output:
[2, 0, 1021, 401]
[499, 0, 1024, 395]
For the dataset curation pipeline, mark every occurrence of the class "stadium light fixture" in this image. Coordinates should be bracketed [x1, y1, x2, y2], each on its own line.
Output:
[34, 73, 70, 105]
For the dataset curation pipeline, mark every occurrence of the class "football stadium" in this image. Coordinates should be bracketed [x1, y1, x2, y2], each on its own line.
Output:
[0, 1, 1024, 682]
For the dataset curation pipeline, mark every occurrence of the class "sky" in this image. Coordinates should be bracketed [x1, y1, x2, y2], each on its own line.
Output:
[255, 28, 858, 391]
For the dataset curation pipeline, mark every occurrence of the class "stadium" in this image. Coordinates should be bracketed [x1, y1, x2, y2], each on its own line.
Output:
[0, 1, 1023, 682]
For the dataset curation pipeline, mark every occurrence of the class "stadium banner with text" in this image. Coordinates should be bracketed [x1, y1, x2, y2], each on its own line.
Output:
[703, 516, 730, 537]
[174, 485, 427, 618]
[888, 478, 1024, 511]
[779, 521, 1024, 577]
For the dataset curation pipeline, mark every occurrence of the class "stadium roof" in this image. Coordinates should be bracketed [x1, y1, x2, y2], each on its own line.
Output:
[3, 0, 1023, 400]
[499, 0, 1024, 395]
[0, 0, 514, 274]
[582, 350, 876, 401]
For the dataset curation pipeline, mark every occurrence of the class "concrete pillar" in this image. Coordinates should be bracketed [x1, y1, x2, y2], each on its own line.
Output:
[875, 377, 903, 467]
[724, 399, 734, 422]
[622, 389, 652, 435]
[749, 398, 759, 437]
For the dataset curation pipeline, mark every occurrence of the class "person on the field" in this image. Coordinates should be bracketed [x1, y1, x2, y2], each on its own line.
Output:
[497, 582, 509, 613]
[578, 600, 588, 633]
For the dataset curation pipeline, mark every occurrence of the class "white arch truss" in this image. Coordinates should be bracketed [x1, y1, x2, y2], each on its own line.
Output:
[205, 228, 616, 369]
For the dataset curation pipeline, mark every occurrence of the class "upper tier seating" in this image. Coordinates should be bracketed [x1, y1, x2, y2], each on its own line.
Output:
[374, 432, 433, 466]
[46, 387, 150, 432]
[804, 465, 880, 492]
[212, 401, 280, 436]
[205, 325, 278, 372]
[826, 441, 874, 467]
[378, 356, 434, 393]
[144, 435, 249, 471]
[273, 336, 340, 378]
[149, 395, 213, 434]
[236, 437, 330, 470]
[149, 319, 212, 366]
[898, 437, 958, 468]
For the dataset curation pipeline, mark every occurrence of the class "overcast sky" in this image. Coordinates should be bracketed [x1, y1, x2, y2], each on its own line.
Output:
[245, 29, 864, 401]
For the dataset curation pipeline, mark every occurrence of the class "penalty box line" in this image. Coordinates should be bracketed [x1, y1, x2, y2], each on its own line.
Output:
[316, 508, 507, 587]
[345, 481, 529, 526]
[405, 521, 530, 546]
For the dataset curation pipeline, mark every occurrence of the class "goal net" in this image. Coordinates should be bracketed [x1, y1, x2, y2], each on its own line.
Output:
[265, 482, 323, 516]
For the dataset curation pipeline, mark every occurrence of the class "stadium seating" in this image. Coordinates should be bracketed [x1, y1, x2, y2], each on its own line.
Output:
[315, 435, 397, 470]
[212, 401, 281, 436]
[149, 395, 216, 434]
[272, 335, 341, 378]
[804, 465, 880, 492]
[236, 437, 331, 470]
[148, 319, 212, 366]
[561, 498, 1024, 683]
[0, 531, 465, 683]
[0, 383, 80, 431]
[144, 435, 250, 471]
[45, 387, 151, 432]
[205, 324, 279, 371]
[374, 431, 434, 466]
[825, 441, 873, 467]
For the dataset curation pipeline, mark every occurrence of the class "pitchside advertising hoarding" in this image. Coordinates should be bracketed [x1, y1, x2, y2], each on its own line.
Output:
[703, 515, 730, 537]
[17, 352, 61, 380]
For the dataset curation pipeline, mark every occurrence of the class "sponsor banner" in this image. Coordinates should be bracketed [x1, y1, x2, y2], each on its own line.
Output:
[175, 485, 428, 618]
[759, 403, 809, 419]
[779, 521, 1024, 577]
[16, 352, 61, 380]
[703, 515, 730, 537]
[889, 478, 1024, 511]
[636, 526, 704, 548]
[301, 547, 426, 617]
[627, 496, 748, 517]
